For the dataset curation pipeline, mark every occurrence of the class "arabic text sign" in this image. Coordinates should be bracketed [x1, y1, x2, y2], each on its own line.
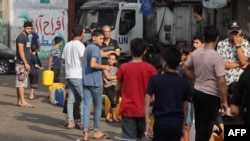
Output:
[12, 9, 68, 59]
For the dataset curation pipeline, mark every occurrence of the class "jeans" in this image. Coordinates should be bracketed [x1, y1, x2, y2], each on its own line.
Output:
[66, 78, 83, 124]
[82, 85, 103, 132]
[185, 102, 194, 126]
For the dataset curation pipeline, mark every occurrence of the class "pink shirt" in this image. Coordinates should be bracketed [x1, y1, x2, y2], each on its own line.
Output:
[185, 47, 225, 97]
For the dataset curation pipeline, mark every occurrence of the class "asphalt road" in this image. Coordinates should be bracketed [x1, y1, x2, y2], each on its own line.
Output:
[0, 59, 150, 141]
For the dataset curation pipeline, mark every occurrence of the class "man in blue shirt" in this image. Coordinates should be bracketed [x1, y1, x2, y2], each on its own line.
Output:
[82, 29, 110, 140]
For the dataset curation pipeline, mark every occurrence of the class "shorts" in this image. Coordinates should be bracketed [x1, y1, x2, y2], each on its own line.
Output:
[121, 116, 145, 140]
[29, 74, 39, 89]
[15, 64, 28, 88]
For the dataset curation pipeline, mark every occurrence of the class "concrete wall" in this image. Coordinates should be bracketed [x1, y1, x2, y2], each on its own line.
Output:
[0, 0, 9, 46]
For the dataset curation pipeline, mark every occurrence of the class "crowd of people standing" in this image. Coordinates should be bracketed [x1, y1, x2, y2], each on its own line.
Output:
[15, 4, 250, 140]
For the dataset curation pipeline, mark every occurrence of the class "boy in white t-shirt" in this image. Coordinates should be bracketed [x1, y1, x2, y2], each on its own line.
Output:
[61, 25, 86, 129]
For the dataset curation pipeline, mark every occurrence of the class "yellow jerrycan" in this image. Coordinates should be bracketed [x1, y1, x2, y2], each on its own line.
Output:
[114, 97, 122, 121]
[149, 115, 155, 128]
[42, 70, 54, 86]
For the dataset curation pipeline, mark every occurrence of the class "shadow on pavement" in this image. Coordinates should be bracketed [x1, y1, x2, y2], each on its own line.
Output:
[14, 112, 79, 140]
[0, 100, 18, 107]
[27, 126, 78, 141]
[15, 112, 65, 128]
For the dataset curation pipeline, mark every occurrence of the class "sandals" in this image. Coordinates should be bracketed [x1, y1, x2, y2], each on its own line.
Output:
[81, 132, 111, 140]
[67, 123, 75, 129]
[105, 118, 113, 123]
[76, 122, 83, 129]
[82, 138, 89, 141]
[213, 123, 223, 136]
[93, 132, 111, 139]
[19, 103, 34, 108]
[113, 117, 120, 122]
[106, 117, 119, 123]
[83, 132, 89, 141]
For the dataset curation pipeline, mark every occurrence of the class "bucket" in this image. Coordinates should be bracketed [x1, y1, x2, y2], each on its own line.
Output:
[42, 70, 54, 86]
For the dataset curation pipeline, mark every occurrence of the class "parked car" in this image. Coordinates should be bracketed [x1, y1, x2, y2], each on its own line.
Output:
[0, 43, 16, 74]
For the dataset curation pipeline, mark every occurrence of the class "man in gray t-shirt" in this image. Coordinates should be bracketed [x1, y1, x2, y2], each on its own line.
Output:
[16, 21, 34, 107]
[182, 25, 228, 141]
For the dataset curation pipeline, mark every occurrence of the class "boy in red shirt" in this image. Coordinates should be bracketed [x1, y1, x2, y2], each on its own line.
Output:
[115, 38, 157, 140]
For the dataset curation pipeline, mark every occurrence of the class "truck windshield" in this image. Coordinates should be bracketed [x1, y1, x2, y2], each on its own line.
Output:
[79, 9, 118, 31]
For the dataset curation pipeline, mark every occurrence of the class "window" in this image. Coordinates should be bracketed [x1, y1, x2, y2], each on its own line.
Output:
[119, 10, 135, 35]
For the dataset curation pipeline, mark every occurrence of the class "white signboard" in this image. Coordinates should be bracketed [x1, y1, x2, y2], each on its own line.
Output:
[10, 0, 68, 9]
[203, 0, 227, 9]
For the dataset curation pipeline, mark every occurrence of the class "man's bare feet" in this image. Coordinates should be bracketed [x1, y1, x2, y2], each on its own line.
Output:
[29, 93, 35, 100]
[67, 123, 75, 129]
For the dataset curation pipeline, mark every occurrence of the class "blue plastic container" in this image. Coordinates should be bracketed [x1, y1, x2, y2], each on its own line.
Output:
[56, 88, 65, 107]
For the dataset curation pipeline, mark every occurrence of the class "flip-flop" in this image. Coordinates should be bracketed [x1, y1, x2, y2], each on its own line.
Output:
[113, 118, 120, 122]
[75, 139, 89, 141]
[93, 133, 111, 139]
[20, 103, 34, 108]
[105, 118, 113, 123]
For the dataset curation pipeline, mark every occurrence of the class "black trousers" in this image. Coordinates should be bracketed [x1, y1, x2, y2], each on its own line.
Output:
[193, 89, 220, 141]
[52, 68, 61, 83]
[153, 117, 183, 141]
[104, 85, 117, 108]
[35, 51, 42, 67]
[63, 91, 81, 120]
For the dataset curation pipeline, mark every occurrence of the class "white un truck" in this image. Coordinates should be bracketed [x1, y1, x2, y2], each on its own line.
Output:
[78, 0, 200, 66]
